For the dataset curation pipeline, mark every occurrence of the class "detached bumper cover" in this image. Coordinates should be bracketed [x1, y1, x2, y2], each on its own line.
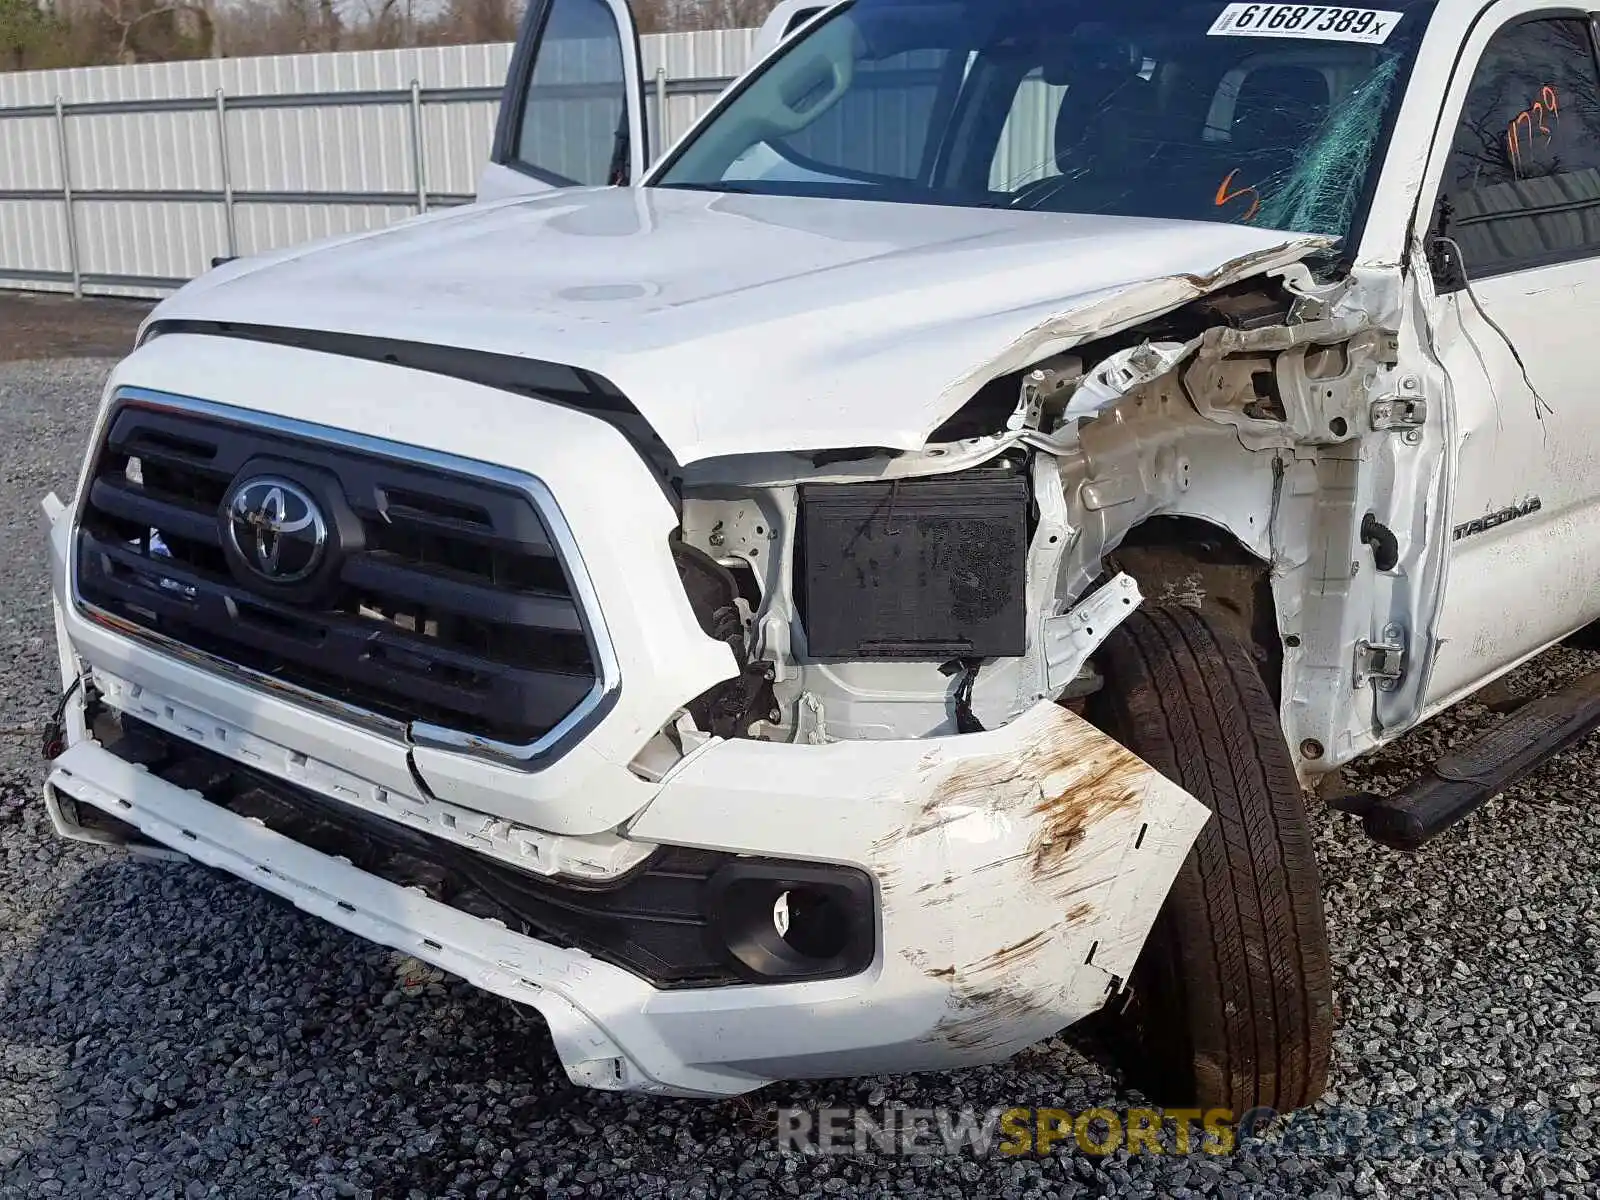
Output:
[45, 684, 1207, 1097]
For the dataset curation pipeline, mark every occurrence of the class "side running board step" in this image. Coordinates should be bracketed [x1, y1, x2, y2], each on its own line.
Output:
[1334, 667, 1600, 850]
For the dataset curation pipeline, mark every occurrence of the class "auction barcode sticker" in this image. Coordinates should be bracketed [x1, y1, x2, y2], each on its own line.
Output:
[1208, 3, 1403, 44]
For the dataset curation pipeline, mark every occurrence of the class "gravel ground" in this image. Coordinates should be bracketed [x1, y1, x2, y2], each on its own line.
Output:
[2, 355, 1598, 1199]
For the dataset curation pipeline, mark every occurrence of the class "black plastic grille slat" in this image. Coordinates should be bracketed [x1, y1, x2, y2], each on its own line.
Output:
[76, 403, 599, 745]
[340, 555, 582, 634]
[117, 433, 225, 477]
[89, 478, 222, 548]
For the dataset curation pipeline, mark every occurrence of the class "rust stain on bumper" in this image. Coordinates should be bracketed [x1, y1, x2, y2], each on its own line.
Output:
[1028, 743, 1147, 878]
[863, 701, 1209, 1059]
[933, 986, 1048, 1051]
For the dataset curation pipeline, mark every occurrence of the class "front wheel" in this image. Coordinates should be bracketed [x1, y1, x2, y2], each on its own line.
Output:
[1087, 606, 1334, 1113]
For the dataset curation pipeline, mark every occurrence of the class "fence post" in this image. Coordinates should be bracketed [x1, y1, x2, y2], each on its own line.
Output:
[654, 67, 668, 163]
[214, 89, 238, 258]
[409, 80, 428, 214]
[52, 96, 82, 300]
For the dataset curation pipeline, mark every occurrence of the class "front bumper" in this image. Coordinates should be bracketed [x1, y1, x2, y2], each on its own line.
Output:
[44, 669, 1207, 1097]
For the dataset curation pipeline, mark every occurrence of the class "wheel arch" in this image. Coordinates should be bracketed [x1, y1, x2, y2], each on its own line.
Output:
[1104, 514, 1285, 706]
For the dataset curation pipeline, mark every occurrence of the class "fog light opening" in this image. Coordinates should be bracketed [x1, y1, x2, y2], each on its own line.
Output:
[772, 887, 852, 960]
[708, 863, 876, 982]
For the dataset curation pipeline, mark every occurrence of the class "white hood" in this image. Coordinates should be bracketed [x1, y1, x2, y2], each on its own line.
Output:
[149, 186, 1328, 464]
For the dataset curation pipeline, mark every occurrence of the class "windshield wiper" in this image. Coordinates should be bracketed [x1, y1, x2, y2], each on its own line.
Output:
[652, 181, 772, 195]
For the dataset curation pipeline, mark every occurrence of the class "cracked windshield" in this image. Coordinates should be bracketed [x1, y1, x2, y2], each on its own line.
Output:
[658, 0, 1436, 245]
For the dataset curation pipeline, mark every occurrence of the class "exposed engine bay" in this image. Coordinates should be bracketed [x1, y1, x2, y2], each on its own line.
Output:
[661, 258, 1413, 775]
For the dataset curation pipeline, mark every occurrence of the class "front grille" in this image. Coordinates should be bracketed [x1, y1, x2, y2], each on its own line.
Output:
[74, 394, 608, 751]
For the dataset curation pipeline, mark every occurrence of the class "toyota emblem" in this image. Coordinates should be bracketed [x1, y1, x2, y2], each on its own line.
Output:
[223, 477, 329, 584]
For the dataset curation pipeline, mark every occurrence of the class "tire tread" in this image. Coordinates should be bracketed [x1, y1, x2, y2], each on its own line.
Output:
[1090, 605, 1333, 1113]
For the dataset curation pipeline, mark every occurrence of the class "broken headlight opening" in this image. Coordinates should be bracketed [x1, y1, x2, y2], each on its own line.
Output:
[674, 542, 777, 738]
[670, 451, 1039, 745]
[88, 709, 876, 988]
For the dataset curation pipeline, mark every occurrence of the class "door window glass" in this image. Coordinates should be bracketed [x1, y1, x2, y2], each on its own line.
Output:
[1439, 17, 1600, 277]
[515, 0, 630, 186]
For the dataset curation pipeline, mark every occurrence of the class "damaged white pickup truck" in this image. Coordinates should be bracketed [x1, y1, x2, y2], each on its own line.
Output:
[38, 0, 1600, 1113]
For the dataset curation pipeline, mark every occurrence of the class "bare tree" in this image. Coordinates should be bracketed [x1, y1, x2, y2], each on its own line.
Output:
[99, 0, 216, 61]
[635, 0, 777, 33]
[439, 0, 518, 45]
[3, 0, 781, 70]
[0, 0, 56, 68]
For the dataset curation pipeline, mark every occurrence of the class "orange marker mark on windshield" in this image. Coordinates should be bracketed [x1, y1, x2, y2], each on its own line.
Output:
[1215, 169, 1260, 222]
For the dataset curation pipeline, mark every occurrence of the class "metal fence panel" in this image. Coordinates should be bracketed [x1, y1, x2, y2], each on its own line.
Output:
[0, 35, 748, 299]
[0, 200, 70, 280]
[0, 113, 57, 191]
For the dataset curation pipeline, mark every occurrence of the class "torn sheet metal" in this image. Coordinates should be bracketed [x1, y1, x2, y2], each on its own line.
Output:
[1065, 341, 1193, 422]
[1042, 573, 1145, 693]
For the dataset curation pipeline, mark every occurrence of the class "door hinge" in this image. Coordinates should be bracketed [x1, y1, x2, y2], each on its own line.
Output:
[1370, 376, 1427, 443]
[1355, 628, 1408, 691]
